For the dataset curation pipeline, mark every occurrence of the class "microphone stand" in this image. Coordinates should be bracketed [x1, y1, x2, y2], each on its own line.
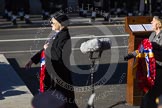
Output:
[88, 51, 102, 108]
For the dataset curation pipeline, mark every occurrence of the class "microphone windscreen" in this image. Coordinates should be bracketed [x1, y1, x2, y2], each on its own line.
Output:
[99, 38, 111, 50]
[80, 38, 101, 54]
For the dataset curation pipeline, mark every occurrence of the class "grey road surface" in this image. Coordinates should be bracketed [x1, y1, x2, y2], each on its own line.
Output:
[0, 24, 139, 108]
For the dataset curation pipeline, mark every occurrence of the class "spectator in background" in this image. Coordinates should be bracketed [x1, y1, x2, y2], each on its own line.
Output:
[49, 0, 68, 14]
[78, 0, 84, 16]
[152, 0, 162, 16]
[11, 0, 32, 25]
[40, 0, 50, 20]
[39, 0, 68, 20]
[78, 0, 93, 17]
[102, 0, 110, 21]
[3, 0, 12, 21]
[126, 0, 139, 16]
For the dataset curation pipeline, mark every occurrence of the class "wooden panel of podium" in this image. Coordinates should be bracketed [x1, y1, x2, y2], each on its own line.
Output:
[125, 16, 153, 106]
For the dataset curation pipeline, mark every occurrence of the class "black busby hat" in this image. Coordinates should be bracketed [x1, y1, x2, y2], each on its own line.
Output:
[51, 11, 69, 26]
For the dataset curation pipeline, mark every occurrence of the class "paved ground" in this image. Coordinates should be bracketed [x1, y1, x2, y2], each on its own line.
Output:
[0, 14, 139, 108]
[0, 54, 33, 108]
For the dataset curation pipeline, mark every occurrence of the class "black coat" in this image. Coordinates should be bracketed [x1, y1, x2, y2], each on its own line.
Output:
[31, 28, 73, 91]
[31, 28, 78, 108]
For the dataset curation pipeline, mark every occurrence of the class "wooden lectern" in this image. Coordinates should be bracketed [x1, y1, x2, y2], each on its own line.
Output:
[125, 16, 153, 105]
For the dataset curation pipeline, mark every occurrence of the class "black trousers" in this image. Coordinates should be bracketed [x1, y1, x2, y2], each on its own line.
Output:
[140, 66, 162, 108]
[43, 71, 78, 108]
[11, 0, 30, 15]
[40, 0, 50, 12]
[4, 0, 12, 11]
[102, 0, 110, 12]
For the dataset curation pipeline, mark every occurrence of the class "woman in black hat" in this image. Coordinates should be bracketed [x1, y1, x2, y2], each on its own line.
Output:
[25, 12, 78, 108]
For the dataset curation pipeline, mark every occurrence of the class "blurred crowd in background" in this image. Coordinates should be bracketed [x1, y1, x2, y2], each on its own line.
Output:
[1, 0, 162, 25]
